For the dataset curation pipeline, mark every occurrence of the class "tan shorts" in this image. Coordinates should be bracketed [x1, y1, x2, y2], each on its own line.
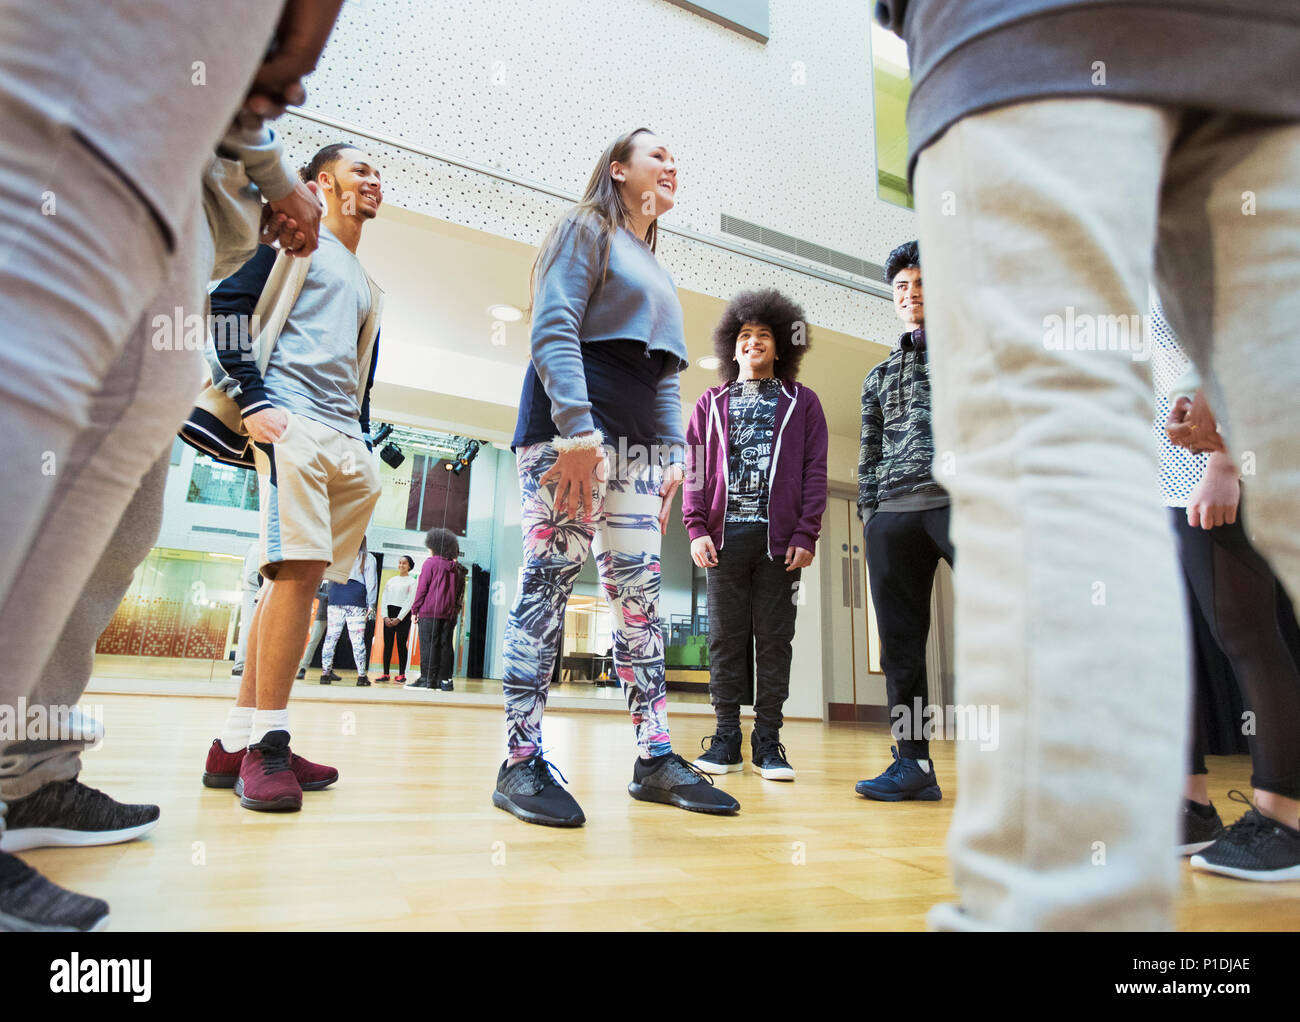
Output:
[251, 410, 381, 584]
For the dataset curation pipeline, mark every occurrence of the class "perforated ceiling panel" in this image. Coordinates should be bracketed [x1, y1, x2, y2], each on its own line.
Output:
[281, 0, 913, 345]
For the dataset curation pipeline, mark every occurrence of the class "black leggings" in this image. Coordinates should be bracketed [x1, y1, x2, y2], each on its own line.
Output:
[382, 605, 411, 675]
[1173, 506, 1300, 798]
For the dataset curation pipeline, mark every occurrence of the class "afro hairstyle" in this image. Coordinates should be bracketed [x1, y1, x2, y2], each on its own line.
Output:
[424, 527, 460, 560]
[711, 288, 812, 384]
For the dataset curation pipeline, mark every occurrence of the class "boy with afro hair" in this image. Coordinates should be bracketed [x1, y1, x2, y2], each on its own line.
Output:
[683, 288, 828, 780]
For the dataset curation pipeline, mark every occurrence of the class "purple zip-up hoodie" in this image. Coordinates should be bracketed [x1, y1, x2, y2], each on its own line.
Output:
[682, 380, 829, 559]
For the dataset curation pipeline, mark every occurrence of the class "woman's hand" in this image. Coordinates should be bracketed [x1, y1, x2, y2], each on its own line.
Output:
[539, 436, 606, 519]
[658, 463, 685, 535]
[1187, 452, 1240, 530]
[691, 536, 718, 568]
[1167, 389, 1227, 454]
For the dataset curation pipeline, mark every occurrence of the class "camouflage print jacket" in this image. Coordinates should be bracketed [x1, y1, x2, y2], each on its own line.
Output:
[857, 328, 948, 522]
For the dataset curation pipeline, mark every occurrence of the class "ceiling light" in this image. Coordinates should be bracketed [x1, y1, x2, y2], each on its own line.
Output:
[697, 356, 721, 370]
[489, 304, 523, 322]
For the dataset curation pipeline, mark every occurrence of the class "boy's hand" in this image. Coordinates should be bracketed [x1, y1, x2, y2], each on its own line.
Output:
[244, 407, 288, 443]
[785, 546, 814, 571]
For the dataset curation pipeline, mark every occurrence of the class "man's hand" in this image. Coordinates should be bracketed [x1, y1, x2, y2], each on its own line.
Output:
[657, 463, 685, 535]
[1187, 452, 1240, 530]
[244, 407, 288, 444]
[242, 0, 347, 121]
[691, 536, 718, 568]
[785, 546, 814, 571]
[1167, 389, 1227, 454]
[262, 181, 323, 255]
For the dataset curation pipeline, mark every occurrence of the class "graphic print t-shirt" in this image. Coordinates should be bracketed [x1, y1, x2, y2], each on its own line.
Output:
[726, 378, 780, 523]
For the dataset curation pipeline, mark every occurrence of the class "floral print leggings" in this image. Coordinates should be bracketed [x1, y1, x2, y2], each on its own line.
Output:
[503, 442, 670, 759]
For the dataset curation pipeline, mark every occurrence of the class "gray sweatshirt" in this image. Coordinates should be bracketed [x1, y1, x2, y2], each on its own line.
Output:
[529, 214, 688, 447]
[876, 0, 1300, 180]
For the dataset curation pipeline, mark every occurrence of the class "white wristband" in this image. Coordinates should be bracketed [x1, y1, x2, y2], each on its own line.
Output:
[551, 429, 605, 453]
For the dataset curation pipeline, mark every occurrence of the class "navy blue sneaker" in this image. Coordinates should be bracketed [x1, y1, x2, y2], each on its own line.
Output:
[855, 746, 941, 801]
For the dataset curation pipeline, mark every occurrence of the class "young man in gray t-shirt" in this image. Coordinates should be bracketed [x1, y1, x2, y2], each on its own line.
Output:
[201, 143, 386, 814]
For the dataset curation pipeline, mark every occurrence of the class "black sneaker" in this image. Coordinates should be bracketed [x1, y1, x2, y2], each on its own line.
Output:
[855, 746, 941, 801]
[0, 780, 159, 853]
[356, 675, 371, 687]
[320, 670, 341, 684]
[296, 667, 306, 680]
[1190, 791, 1300, 881]
[231, 665, 243, 676]
[493, 755, 585, 827]
[439, 680, 454, 691]
[0, 852, 109, 932]
[1180, 798, 1225, 855]
[752, 733, 795, 782]
[406, 677, 432, 689]
[629, 753, 740, 814]
[693, 731, 742, 775]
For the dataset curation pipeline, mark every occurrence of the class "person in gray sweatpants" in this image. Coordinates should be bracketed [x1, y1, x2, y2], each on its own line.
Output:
[878, 0, 1300, 930]
[0, 0, 345, 932]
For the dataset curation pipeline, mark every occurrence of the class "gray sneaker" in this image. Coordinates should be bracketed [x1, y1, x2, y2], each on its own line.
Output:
[0, 852, 108, 932]
[0, 779, 159, 853]
[492, 755, 586, 827]
[628, 753, 740, 814]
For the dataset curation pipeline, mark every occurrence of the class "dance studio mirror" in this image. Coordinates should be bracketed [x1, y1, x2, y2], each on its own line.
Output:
[90, 425, 710, 711]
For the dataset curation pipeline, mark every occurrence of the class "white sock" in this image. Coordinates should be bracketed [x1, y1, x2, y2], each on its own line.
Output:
[917, 758, 931, 772]
[249, 709, 291, 747]
[219, 706, 255, 753]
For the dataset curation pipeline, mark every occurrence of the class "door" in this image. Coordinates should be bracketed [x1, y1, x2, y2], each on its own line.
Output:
[822, 496, 953, 719]
[822, 497, 884, 718]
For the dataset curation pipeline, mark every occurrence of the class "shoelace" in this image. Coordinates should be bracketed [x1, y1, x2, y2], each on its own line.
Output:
[526, 754, 569, 791]
[1220, 790, 1279, 845]
[255, 743, 292, 776]
[666, 754, 716, 788]
[700, 733, 733, 754]
[59, 780, 109, 810]
[752, 738, 788, 764]
[880, 755, 905, 781]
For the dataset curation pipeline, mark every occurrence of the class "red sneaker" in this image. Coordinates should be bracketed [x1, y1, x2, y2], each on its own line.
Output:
[202, 739, 339, 791]
[235, 731, 302, 812]
[376, 674, 391, 682]
[202, 739, 245, 789]
[395, 675, 407, 684]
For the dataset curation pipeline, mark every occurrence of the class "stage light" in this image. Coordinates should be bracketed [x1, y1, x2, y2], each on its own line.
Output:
[450, 438, 482, 475]
[380, 442, 405, 469]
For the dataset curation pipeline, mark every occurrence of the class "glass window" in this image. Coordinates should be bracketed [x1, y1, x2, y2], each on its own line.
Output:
[98, 548, 245, 660]
[870, 22, 913, 209]
[187, 456, 259, 510]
